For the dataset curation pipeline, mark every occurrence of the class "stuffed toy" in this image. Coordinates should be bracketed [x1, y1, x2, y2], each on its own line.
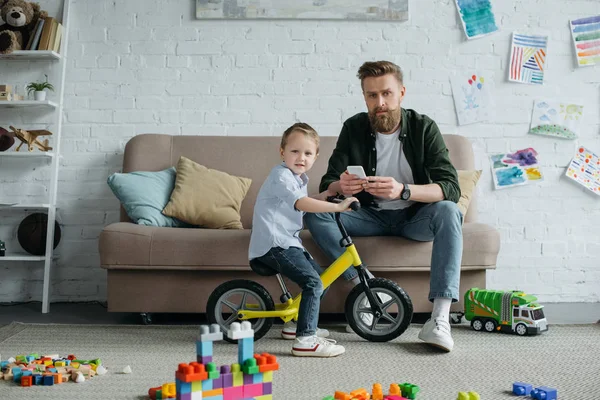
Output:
[0, 0, 47, 54]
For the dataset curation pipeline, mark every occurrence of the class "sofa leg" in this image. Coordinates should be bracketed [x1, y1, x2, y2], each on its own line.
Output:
[140, 312, 153, 325]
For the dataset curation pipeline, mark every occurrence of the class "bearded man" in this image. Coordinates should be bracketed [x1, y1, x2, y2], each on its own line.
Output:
[305, 60, 463, 352]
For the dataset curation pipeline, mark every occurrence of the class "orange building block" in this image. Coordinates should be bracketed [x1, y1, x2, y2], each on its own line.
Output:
[175, 362, 208, 383]
[21, 375, 33, 387]
[335, 391, 353, 400]
[372, 383, 384, 400]
[203, 388, 224, 397]
[255, 353, 279, 373]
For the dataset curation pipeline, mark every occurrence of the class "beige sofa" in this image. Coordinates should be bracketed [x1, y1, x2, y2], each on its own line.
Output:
[99, 134, 500, 319]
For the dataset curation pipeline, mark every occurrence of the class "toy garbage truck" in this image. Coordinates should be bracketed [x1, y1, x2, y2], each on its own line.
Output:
[464, 288, 548, 336]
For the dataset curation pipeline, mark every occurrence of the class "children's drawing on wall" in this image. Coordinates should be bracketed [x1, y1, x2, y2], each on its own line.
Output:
[490, 148, 543, 190]
[450, 72, 494, 125]
[529, 99, 583, 140]
[509, 33, 548, 85]
[455, 0, 498, 40]
[570, 15, 600, 67]
[566, 147, 600, 196]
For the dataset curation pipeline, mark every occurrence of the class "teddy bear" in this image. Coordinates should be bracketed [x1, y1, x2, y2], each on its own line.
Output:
[0, 0, 47, 54]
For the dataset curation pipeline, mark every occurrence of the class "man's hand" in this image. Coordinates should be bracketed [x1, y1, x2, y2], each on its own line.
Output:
[364, 176, 404, 200]
[339, 171, 366, 196]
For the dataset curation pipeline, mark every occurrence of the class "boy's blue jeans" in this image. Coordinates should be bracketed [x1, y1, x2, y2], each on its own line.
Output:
[252, 247, 324, 337]
[305, 200, 463, 302]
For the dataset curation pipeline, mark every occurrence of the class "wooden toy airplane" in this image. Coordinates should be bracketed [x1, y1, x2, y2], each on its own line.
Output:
[9, 126, 53, 152]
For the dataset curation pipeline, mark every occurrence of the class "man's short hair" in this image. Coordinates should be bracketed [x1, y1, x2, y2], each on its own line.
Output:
[357, 61, 404, 89]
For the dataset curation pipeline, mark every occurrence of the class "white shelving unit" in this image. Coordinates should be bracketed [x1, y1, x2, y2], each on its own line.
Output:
[0, 0, 71, 313]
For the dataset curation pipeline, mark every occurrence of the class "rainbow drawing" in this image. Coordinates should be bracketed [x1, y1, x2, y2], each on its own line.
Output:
[570, 15, 600, 67]
[509, 33, 548, 85]
[455, 0, 499, 40]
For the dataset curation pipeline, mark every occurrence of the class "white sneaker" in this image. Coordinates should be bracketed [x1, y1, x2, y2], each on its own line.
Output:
[291, 335, 345, 357]
[281, 320, 330, 340]
[345, 292, 392, 333]
[418, 318, 454, 352]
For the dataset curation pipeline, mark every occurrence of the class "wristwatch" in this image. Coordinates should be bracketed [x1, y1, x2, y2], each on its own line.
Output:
[400, 184, 411, 201]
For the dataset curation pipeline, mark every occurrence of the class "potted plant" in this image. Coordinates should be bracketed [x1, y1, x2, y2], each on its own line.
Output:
[26, 75, 54, 101]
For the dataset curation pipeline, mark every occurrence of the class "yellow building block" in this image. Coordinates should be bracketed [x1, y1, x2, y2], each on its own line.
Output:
[263, 371, 273, 383]
[254, 395, 273, 400]
[163, 382, 176, 397]
[191, 380, 202, 392]
[232, 363, 243, 386]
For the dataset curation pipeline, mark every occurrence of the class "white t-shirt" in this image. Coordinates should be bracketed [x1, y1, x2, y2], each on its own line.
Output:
[375, 128, 415, 210]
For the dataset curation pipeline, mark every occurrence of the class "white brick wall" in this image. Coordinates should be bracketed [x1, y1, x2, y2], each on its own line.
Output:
[0, 0, 598, 304]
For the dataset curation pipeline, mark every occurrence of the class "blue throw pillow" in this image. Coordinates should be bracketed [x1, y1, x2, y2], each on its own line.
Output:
[107, 167, 190, 227]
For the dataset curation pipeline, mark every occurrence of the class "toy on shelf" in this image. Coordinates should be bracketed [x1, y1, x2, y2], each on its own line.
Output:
[148, 321, 278, 400]
[9, 126, 53, 152]
[513, 382, 557, 400]
[464, 288, 548, 336]
[323, 382, 419, 400]
[0, 353, 103, 386]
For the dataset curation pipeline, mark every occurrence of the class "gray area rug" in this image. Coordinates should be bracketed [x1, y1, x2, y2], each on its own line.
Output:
[0, 322, 597, 399]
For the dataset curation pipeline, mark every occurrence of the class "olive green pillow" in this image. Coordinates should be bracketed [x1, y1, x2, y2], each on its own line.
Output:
[457, 170, 482, 216]
[162, 156, 252, 229]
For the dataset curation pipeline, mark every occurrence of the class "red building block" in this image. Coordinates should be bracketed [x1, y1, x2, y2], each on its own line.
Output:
[175, 362, 208, 383]
[20, 375, 33, 387]
[255, 353, 279, 373]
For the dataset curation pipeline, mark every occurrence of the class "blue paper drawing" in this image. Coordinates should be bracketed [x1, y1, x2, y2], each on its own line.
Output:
[529, 99, 583, 140]
[451, 72, 494, 125]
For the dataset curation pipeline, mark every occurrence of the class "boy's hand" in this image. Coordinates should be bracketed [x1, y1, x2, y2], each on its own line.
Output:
[340, 171, 366, 196]
[336, 196, 359, 212]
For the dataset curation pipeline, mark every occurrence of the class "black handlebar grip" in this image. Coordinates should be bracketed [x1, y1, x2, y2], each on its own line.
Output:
[350, 201, 361, 211]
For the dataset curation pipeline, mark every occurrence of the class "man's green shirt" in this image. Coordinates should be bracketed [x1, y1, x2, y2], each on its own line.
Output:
[319, 108, 461, 208]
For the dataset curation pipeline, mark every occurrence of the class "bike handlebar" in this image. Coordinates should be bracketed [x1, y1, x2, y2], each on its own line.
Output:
[326, 194, 361, 211]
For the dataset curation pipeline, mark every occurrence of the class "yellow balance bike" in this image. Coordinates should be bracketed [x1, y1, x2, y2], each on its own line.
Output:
[206, 196, 414, 343]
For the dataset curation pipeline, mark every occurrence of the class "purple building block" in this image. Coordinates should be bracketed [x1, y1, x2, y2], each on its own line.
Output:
[197, 355, 212, 364]
[244, 373, 254, 385]
[263, 382, 272, 394]
[220, 365, 233, 388]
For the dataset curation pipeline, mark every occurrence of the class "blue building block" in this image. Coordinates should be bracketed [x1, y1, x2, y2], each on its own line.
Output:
[513, 382, 533, 396]
[238, 337, 254, 365]
[196, 340, 213, 363]
[42, 375, 54, 386]
[531, 386, 557, 400]
[176, 379, 191, 394]
[252, 372, 263, 384]
[202, 377, 213, 391]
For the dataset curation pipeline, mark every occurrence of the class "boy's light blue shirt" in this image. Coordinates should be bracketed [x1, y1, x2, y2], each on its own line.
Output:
[249, 163, 309, 260]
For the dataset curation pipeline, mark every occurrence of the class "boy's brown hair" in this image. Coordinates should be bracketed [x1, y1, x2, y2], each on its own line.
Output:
[280, 122, 320, 153]
[357, 60, 404, 89]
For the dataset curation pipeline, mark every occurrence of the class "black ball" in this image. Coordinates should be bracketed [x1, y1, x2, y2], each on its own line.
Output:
[17, 213, 61, 256]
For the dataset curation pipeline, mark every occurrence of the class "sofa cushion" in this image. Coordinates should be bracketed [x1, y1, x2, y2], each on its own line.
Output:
[457, 170, 482, 216]
[99, 222, 499, 270]
[162, 156, 252, 229]
[107, 167, 190, 228]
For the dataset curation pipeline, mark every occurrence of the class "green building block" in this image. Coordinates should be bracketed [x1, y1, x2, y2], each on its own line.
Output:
[400, 383, 420, 399]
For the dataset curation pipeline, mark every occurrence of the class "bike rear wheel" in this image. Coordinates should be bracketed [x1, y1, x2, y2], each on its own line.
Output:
[345, 278, 413, 342]
[206, 279, 275, 343]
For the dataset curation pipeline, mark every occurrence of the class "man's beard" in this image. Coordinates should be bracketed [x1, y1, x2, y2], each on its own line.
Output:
[368, 107, 401, 133]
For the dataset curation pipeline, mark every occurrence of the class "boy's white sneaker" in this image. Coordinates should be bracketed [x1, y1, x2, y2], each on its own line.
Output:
[418, 318, 454, 352]
[291, 335, 345, 357]
[281, 320, 329, 340]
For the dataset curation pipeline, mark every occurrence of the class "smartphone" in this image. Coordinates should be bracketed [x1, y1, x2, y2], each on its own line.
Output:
[347, 165, 367, 179]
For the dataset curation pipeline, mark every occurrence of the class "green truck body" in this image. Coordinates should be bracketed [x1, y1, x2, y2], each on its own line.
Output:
[464, 288, 548, 336]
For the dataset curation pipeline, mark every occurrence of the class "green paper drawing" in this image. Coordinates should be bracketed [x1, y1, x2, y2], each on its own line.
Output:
[529, 99, 583, 140]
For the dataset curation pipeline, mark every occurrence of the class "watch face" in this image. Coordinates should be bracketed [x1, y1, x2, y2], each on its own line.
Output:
[402, 189, 410, 200]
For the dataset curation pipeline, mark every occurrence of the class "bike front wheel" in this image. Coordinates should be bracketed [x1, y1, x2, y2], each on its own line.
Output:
[345, 278, 413, 342]
[206, 279, 275, 343]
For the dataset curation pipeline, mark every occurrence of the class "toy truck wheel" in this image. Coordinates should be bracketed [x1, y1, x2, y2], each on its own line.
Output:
[206, 279, 275, 343]
[140, 313, 153, 325]
[515, 323, 528, 336]
[484, 319, 497, 332]
[471, 318, 483, 331]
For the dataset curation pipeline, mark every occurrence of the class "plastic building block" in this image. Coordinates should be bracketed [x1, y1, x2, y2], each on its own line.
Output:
[223, 385, 244, 399]
[244, 382, 263, 397]
[199, 324, 224, 342]
[255, 353, 279, 373]
[176, 363, 208, 383]
[227, 321, 254, 340]
[239, 337, 254, 366]
[531, 386, 557, 400]
[322, 397, 336, 400]
[457, 391, 480, 400]
[399, 383, 420, 399]
[243, 358, 260, 375]
[389, 384, 401, 396]
[372, 383, 384, 400]
[20, 375, 33, 387]
[384, 396, 407, 400]
[220, 365, 233, 388]
[263, 381, 272, 395]
[513, 382, 533, 396]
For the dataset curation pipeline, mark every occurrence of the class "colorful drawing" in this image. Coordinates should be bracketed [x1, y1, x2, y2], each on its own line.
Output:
[196, 0, 409, 21]
[570, 15, 600, 67]
[566, 147, 600, 196]
[529, 100, 583, 140]
[490, 148, 543, 190]
[451, 72, 494, 125]
[509, 33, 548, 85]
[455, 0, 498, 40]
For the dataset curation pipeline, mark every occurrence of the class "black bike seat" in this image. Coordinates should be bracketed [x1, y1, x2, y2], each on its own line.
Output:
[249, 259, 278, 276]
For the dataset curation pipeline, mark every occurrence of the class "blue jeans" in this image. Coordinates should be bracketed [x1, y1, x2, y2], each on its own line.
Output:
[253, 247, 324, 337]
[305, 200, 463, 302]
